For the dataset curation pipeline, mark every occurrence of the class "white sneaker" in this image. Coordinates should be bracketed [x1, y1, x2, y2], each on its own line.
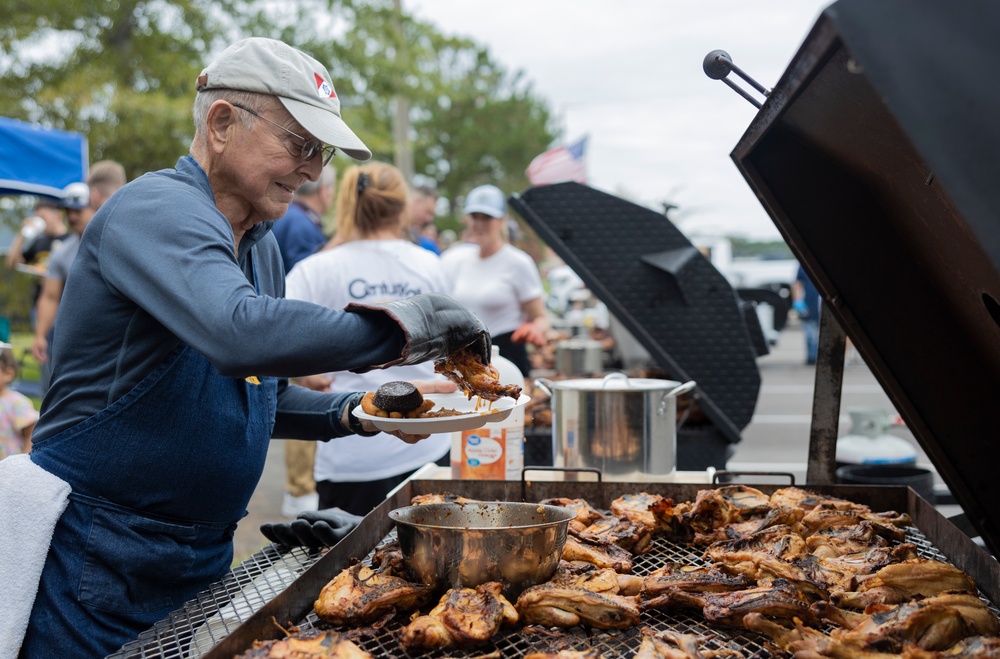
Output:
[281, 492, 319, 518]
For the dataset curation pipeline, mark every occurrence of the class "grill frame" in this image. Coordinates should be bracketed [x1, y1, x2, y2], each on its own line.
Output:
[113, 479, 1000, 658]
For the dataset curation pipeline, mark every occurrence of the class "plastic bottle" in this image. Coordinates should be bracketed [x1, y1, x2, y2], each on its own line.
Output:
[21, 216, 45, 243]
[450, 346, 525, 479]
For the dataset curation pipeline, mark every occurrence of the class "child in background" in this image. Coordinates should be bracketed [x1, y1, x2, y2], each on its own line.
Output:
[0, 345, 38, 459]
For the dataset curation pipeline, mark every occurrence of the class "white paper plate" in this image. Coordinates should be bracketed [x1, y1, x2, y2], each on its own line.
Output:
[353, 392, 530, 434]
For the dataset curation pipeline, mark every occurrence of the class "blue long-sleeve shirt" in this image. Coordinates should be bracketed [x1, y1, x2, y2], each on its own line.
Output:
[35, 155, 403, 441]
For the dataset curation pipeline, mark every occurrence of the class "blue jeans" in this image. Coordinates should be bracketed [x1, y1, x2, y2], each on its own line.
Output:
[802, 319, 819, 363]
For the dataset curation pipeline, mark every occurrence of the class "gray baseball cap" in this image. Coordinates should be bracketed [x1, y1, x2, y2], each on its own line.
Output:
[196, 37, 371, 161]
[463, 184, 506, 218]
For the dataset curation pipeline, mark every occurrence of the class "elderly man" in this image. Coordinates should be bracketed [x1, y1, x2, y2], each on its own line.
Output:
[4, 37, 487, 658]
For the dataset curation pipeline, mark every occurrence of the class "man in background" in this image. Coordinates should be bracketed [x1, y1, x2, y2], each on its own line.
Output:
[407, 184, 440, 254]
[270, 164, 335, 274]
[5, 197, 70, 329]
[792, 263, 821, 366]
[32, 161, 126, 390]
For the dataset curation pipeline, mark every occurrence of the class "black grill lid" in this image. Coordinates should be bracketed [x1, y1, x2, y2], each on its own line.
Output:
[730, 0, 1000, 553]
[509, 183, 761, 444]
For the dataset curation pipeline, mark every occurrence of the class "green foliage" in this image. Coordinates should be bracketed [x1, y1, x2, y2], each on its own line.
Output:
[729, 236, 794, 259]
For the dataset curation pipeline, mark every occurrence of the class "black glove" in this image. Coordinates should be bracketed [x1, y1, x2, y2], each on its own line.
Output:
[345, 292, 491, 367]
[260, 508, 364, 548]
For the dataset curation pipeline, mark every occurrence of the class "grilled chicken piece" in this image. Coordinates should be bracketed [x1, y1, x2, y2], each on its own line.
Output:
[435, 345, 522, 402]
[769, 486, 870, 513]
[681, 486, 773, 537]
[692, 505, 805, 545]
[815, 591, 1000, 638]
[633, 628, 745, 659]
[701, 578, 817, 626]
[410, 493, 480, 506]
[649, 497, 687, 535]
[742, 613, 832, 655]
[398, 581, 517, 651]
[524, 650, 604, 659]
[832, 601, 972, 652]
[806, 520, 901, 558]
[610, 493, 665, 532]
[800, 506, 911, 537]
[640, 562, 752, 611]
[703, 525, 808, 578]
[541, 497, 607, 533]
[369, 540, 406, 575]
[832, 558, 978, 608]
[783, 543, 918, 599]
[562, 534, 634, 572]
[550, 561, 642, 595]
[235, 630, 372, 658]
[935, 636, 1000, 657]
[314, 562, 434, 625]
[578, 516, 653, 554]
[515, 583, 641, 629]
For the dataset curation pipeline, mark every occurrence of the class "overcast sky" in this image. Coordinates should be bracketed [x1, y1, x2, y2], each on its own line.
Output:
[410, 0, 833, 240]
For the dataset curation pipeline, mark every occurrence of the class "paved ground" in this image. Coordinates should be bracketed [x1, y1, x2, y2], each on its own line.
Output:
[232, 319, 952, 564]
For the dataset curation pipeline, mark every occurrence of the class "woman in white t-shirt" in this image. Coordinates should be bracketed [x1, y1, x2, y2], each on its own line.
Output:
[441, 184, 549, 375]
[285, 162, 453, 515]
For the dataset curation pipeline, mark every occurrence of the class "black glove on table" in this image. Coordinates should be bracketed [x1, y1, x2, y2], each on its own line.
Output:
[260, 508, 364, 548]
[346, 292, 491, 368]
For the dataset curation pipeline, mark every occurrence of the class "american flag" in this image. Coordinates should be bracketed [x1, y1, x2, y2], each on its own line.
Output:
[525, 136, 588, 186]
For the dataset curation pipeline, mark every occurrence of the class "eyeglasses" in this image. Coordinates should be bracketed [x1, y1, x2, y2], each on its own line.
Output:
[231, 103, 336, 166]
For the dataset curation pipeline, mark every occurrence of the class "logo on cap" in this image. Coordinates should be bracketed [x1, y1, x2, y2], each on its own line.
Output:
[314, 72, 335, 98]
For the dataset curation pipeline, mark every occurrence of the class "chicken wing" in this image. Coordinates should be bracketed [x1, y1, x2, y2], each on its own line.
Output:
[435, 345, 522, 402]
[398, 581, 518, 652]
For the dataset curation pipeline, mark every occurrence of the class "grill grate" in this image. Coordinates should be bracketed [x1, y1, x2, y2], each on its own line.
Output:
[112, 521, 999, 658]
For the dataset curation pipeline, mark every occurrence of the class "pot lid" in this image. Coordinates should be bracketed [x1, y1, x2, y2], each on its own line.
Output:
[729, 0, 1000, 553]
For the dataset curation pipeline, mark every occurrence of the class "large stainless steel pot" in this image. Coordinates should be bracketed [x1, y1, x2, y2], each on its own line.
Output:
[555, 338, 604, 376]
[389, 501, 573, 597]
[536, 374, 696, 476]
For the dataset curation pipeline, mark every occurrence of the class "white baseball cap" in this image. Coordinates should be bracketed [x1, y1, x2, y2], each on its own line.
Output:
[196, 37, 371, 161]
[463, 184, 506, 218]
[61, 182, 90, 210]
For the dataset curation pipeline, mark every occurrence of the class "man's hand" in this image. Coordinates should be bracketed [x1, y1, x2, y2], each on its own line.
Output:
[511, 321, 547, 347]
[260, 508, 364, 548]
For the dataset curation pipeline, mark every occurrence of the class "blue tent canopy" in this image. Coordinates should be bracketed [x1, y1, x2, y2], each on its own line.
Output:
[0, 116, 88, 198]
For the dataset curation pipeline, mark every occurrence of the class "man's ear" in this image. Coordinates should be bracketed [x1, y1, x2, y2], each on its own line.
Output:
[205, 101, 239, 154]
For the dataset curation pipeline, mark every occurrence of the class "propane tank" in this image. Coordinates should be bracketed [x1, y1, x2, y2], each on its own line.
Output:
[451, 346, 525, 479]
[835, 408, 917, 466]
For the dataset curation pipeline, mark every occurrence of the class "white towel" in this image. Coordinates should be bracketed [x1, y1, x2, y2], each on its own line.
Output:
[0, 454, 71, 658]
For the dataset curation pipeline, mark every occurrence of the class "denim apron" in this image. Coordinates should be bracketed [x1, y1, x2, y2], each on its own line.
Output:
[21, 264, 278, 658]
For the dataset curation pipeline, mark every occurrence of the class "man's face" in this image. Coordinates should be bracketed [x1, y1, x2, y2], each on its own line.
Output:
[36, 206, 63, 232]
[65, 206, 95, 235]
[410, 194, 437, 228]
[222, 101, 324, 225]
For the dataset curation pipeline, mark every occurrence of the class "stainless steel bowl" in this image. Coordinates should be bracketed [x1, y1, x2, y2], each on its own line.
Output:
[389, 501, 574, 596]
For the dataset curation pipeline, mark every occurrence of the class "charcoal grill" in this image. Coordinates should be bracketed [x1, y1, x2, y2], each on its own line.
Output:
[111, 477, 999, 658]
[113, 0, 1000, 655]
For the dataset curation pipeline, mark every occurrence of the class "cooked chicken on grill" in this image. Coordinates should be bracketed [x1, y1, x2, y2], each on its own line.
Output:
[314, 562, 434, 625]
[435, 345, 522, 402]
[541, 497, 607, 533]
[649, 497, 686, 535]
[515, 582, 641, 629]
[578, 515, 653, 554]
[937, 636, 1000, 657]
[700, 578, 817, 626]
[633, 627, 745, 659]
[410, 493, 481, 506]
[829, 601, 973, 652]
[398, 581, 518, 651]
[235, 630, 372, 658]
[800, 506, 912, 537]
[562, 534, 634, 572]
[681, 486, 774, 537]
[692, 505, 806, 545]
[769, 486, 870, 514]
[640, 562, 752, 611]
[703, 525, 808, 578]
[806, 520, 900, 558]
[523, 650, 604, 659]
[832, 558, 978, 608]
[550, 561, 642, 596]
[814, 591, 1000, 638]
[610, 492, 666, 532]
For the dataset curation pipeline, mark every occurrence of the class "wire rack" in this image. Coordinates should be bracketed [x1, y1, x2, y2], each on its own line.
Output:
[109, 520, 995, 659]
